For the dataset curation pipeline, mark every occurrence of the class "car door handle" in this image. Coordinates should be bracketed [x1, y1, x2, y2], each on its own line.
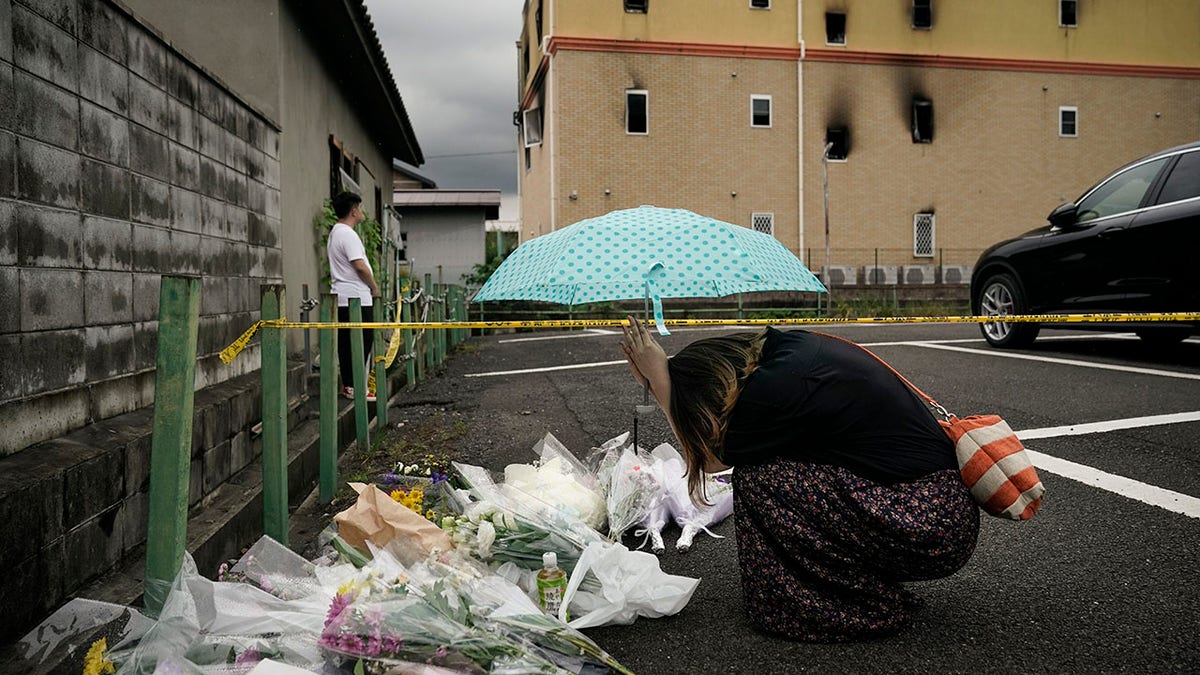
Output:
[1096, 226, 1126, 239]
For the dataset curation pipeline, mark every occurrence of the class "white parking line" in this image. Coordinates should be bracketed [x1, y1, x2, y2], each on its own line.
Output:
[913, 342, 1200, 381]
[1016, 411, 1200, 439]
[464, 360, 626, 377]
[1024, 448, 1200, 519]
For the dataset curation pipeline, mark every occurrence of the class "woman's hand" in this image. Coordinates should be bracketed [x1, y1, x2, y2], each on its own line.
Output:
[620, 316, 669, 396]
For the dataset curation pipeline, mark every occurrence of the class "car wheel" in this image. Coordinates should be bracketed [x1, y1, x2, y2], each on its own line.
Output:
[1135, 327, 1191, 346]
[976, 273, 1039, 348]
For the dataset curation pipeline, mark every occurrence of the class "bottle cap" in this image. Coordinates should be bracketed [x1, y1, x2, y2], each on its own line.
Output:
[542, 551, 557, 567]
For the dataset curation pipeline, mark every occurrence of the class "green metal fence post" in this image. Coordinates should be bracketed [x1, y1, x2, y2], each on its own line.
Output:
[260, 284, 289, 545]
[373, 294, 388, 427]
[144, 276, 201, 615]
[349, 298, 369, 451]
[318, 294, 338, 503]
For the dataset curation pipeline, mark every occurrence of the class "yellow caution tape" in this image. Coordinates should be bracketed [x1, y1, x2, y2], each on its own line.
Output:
[219, 320, 265, 364]
[218, 312, 1200, 362]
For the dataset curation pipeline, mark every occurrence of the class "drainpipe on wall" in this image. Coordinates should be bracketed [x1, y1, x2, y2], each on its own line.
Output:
[796, 0, 805, 256]
[548, 0, 556, 234]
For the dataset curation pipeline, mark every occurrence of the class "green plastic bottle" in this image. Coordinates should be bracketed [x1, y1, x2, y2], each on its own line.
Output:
[537, 551, 568, 620]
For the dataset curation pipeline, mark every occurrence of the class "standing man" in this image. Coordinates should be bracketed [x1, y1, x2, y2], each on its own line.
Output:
[327, 191, 380, 401]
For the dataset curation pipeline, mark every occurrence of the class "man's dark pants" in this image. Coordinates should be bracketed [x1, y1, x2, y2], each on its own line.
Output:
[337, 304, 375, 389]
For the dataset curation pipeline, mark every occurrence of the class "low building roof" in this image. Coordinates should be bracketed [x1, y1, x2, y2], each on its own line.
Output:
[393, 160, 439, 189]
[393, 189, 501, 220]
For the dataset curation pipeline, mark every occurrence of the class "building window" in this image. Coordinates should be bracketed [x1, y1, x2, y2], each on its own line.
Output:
[912, 0, 932, 29]
[750, 0, 770, 8]
[523, 108, 543, 147]
[535, 4, 543, 43]
[524, 146, 532, 172]
[626, 89, 648, 135]
[1059, 0, 1077, 27]
[1059, 106, 1078, 137]
[522, 42, 529, 80]
[825, 12, 846, 45]
[911, 97, 933, 143]
[913, 213, 935, 257]
[751, 95, 772, 128]
[752, 213, 774, 235]
[825, 127, 849, 161]
[625, 0, 647, 13]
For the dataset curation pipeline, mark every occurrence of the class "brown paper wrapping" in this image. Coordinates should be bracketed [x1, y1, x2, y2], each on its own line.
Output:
[332, 482, 453, 556]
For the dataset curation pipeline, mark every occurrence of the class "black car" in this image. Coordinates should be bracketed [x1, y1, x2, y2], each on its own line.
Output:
[971, 141, 1200, 348]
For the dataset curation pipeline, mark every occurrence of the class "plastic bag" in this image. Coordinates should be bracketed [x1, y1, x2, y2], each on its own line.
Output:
[652, 444, 734, 552]
[559, 541, 700, 629]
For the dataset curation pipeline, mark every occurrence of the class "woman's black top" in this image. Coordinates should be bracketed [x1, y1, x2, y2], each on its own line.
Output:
[722, 327, 956, 484]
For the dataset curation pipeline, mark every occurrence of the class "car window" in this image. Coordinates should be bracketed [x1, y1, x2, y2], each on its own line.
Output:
[1155, 151, 1200, 205]
[1075, 157, 1168, 223]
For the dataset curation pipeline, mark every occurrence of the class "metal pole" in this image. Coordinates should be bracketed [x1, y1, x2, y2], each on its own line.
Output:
[144, 275, 200, 615]
[302, 283, 311, 378]
[319, 294, 338, 503]
[822, 141, 833, 315]
[260, 284, 288, 545]
[402, 290, 416, 390]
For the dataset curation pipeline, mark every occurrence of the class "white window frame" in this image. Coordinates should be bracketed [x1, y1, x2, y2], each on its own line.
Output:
[1058, 0, 1077, 27]
[749, 0, 771, 9]
[522, 108, 543, 147]
[1059, 106, 1078, 138]
[750, 95, 772, 128]
[913, 212, 935, 258]
[751, 212, 775, 236]
[626, 89, 649, 135]
[825, 12, 847, 46]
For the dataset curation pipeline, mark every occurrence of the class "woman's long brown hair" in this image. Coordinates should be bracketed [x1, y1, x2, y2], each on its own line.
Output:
[666, 330, 766, 504]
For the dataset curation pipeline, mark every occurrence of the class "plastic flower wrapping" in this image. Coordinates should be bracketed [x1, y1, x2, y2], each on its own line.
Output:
[14, 432, 722, 672]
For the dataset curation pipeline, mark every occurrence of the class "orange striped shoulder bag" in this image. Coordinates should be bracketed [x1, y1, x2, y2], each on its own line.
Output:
[820, 333, 1045, 520]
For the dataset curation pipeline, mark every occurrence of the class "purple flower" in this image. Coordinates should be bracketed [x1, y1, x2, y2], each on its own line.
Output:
[383, 471, 400, 484]
[324, 591, 356, 629]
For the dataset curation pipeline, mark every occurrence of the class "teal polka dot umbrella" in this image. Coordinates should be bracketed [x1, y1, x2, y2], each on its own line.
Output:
[472, 206, 827, 333]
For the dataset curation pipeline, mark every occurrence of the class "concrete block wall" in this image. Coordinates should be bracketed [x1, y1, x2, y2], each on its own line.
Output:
[0, 0, 282, 457]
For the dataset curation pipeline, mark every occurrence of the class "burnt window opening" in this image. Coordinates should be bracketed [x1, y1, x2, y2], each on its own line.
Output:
[825, 127, 849, 161]
[535, 5, 543, 43]
[1059, 0, 1077, 27]
[524, 146, 532, 172]
[912, 98, 933, 143]
[750, 0, 771, 8]
[522, 42, 530, 80]
[825, 12, 846, 45]
[329, 135, 360, 197]
[625, 0, 648, 13]
[1059, 106, 1078, 137]
[912, 0, 932, 29]
[626, 89, 648, 135]
[751, 95, 772, 128]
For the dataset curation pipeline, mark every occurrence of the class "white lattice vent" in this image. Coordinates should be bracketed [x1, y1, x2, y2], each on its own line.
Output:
[913, 213, 935, 257]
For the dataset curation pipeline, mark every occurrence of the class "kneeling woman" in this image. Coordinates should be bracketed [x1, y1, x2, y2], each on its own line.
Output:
[620, 317, 978, 641]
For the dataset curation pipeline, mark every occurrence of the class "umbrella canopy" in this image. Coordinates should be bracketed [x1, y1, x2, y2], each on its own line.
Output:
[473, 206, 826, 328]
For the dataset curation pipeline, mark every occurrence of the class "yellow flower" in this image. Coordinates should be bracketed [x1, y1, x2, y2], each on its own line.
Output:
[83, 638, 115, 675]
[390, 489, 405, 502]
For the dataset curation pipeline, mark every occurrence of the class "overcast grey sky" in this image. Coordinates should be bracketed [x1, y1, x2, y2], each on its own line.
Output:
[364, 0, 526, 221]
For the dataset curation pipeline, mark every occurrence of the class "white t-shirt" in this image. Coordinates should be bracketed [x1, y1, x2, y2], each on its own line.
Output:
[327, 222, 373, 307]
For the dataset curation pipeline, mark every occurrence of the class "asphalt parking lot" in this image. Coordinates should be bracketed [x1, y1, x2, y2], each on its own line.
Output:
[393, 322, 1200, 674]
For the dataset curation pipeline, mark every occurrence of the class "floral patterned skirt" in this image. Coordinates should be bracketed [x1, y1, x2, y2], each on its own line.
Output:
[732, 459, 979, 642]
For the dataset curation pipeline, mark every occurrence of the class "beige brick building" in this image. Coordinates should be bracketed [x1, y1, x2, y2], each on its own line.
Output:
[517, 0, 1200, 283]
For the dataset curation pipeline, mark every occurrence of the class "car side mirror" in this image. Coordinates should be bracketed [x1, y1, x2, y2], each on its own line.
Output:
[1047, 202, 1078, 228]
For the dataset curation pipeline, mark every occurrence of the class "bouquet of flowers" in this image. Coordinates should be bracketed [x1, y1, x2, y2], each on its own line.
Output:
[501, 433, 608, 532]
[599, 445, 663, 541]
